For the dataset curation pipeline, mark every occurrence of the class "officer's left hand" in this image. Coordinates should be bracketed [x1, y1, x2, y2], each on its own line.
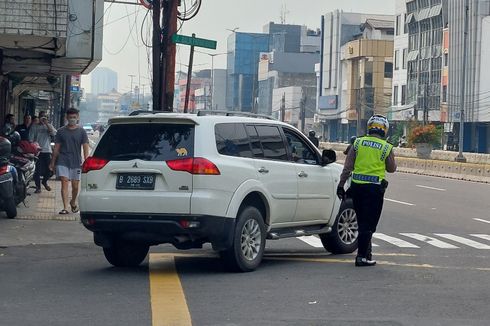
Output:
[336, 186, 345, 200]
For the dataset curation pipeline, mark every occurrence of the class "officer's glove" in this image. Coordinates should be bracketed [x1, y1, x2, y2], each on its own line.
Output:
[336, 186, 345, 200]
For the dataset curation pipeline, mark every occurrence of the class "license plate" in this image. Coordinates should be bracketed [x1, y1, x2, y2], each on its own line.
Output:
[116, 174, 155, 190]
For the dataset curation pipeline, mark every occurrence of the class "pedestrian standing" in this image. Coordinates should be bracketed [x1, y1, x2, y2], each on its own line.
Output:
[337, 115, 397, 267]
[29, 111, 56, 193]
[49, 108, 90, 215]
[15, 114, 32, 140]
[308, 130, 319, 148]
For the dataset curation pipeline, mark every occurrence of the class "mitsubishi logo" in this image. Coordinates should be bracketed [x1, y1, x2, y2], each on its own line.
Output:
[132, 162, 138, 168]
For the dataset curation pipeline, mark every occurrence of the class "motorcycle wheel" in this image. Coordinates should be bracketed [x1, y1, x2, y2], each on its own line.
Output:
[14, 172, 26, 205]
[5, 196, 17, 219]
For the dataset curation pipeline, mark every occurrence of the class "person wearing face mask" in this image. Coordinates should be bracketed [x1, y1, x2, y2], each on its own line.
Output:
[49, 108, 90, 215]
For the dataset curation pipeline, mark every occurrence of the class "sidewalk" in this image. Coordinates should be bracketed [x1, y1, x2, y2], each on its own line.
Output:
[15, 180, 79, 222]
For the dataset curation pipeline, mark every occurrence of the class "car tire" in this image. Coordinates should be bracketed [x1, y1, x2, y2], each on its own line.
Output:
[103, 240, 149, 267]
[320, 199, 358, 254]
[220, 206, 266, 272]
[5, 196, 17, 219]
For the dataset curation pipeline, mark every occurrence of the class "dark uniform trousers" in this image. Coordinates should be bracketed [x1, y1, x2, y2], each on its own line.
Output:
[348, 182, 384, 259]
[34, 152, 52, 188]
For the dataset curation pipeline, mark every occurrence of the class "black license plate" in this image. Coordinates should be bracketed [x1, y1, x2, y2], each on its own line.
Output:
[116, 174, 155, 190]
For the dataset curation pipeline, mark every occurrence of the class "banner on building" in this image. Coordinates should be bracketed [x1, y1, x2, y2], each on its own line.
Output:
[318, 95, 338, 110]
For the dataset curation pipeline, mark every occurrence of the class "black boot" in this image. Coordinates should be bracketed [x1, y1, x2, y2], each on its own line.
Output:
[355, 256, 376, 267]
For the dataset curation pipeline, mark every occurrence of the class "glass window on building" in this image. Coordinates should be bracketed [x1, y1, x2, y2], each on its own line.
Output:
[393, 86, 399, 106]
[401, 85, 407, 105]
[385, 62, 393, 78]
[442, 85, 447, 103]
[395, 50, 400, 70]
[396, 15, 401, 36]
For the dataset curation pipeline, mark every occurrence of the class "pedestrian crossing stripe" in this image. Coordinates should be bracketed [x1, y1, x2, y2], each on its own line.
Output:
[296, 233, 490, 250]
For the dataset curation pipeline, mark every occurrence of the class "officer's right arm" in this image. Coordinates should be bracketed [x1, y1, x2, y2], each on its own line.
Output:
[385, 149, 397, 173]
[339, 147, 356, 187]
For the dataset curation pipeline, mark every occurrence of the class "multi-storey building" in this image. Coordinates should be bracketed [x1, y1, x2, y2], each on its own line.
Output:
[406, 0, 445, 123]
[226, 32, 269, 112]
[91, 67, 118, 95]
[318, 10, 394, 141]
[391, 0, 411, 122]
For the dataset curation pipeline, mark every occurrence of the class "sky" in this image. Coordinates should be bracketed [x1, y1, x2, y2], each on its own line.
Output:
[81, 0, 395, 94]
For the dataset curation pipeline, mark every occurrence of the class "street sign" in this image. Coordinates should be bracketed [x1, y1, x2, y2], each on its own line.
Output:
[172, 34, 217, 49]
[71, 86, 80, 92]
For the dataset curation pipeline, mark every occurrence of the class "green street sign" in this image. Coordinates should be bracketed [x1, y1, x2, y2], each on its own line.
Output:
[172, 34, 217, 50]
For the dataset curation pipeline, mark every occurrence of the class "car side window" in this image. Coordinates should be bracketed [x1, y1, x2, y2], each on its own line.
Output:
[283, 129, 318, 165]
[245, 125, 264, 158]
[255, 125, 288, 161]
[215, 123, 253, 158]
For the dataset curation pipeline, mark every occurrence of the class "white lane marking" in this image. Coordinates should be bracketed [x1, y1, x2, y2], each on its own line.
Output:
[470, 234, 490, 242]
[473, 218, 490, 225]
[416, 185, 446, 191]
[385, 198, 415, 206]
[372, 243, 379, 247]
[434, 234, 490, 249]
[400, 233, 459, 249]
[297, 236, 324, 248]
[372, 233, 419, 248]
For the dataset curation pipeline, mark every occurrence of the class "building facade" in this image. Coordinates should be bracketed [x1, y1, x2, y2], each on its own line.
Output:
[226, 32, 269, 112]
[391, 0, 411, 122]
[318, 11, 394, 141]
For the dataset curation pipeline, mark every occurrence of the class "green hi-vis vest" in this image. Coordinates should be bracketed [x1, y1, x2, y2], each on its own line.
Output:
[352, 136, 393, 185]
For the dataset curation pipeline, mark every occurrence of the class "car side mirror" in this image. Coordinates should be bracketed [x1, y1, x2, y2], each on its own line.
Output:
[322, 149, 337, 166]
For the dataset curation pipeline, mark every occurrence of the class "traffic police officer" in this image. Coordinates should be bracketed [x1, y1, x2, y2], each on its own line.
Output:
[337, 115, 397, 267]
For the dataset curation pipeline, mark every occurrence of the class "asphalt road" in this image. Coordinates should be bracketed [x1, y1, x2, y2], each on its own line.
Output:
[1, 173, 489, 326]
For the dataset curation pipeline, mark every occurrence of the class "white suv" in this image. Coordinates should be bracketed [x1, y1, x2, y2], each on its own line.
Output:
[80, 111, 357, 272]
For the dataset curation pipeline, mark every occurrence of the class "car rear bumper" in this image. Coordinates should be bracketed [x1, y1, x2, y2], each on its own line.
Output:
[80, 212, 235, 250]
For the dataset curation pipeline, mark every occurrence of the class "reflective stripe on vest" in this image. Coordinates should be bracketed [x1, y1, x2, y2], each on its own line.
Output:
[352, 136, 392, 185]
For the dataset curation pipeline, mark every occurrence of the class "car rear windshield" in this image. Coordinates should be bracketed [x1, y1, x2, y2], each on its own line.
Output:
[94, 123, 194, 161]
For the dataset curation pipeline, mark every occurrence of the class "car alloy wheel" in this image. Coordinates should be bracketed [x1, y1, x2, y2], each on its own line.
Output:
[240, 219, 262, 261]
[337, 207, 358, 245]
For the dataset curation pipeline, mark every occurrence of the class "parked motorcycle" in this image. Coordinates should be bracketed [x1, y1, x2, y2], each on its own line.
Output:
[1, 126, 40, 206]
[0, 136, 17, 218]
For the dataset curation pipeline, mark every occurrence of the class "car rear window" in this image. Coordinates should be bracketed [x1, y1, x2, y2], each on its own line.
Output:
[94, 123, 194, 161]
[215, 123, 253, 158]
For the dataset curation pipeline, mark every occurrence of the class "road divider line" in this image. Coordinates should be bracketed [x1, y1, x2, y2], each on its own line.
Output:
[297, 236, 324, 248]
[416, 185, 446, 191]
[473, 218, 490, 224]
[385, 198, 415, 206]
[399, 233, 459, 249]
[149, 253, 192, 326]
[373, 233, 419, 248]
[434, 234, 490, 249]
[470, 234, 490, 242]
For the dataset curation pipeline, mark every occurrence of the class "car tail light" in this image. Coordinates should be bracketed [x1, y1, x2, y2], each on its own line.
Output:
[0, 165, 8, 175]
[166, 158, 220, 175]
[82, 157, 109, 173]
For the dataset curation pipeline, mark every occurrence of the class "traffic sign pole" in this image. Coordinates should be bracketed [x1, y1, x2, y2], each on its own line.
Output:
[184, 34, 196, 113]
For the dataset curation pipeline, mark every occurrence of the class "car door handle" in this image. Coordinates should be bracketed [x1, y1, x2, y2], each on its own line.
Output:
[258, 167, 269, 174]
[298, 171, 308, 178]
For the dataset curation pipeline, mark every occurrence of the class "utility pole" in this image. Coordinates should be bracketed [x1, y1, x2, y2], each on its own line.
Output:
[161, 0, 178, 112]
[456, 0, 469, 162]
[128, 74, 135, 106]
[184, 34, 196, 113]
[61, 75, 71, 127]
[152, 0, 162, 112]
[300, 89, 306, 133]
[423, 82, 429, 125]
[281, 93, 286, 122]
[356, 87, 362, 136]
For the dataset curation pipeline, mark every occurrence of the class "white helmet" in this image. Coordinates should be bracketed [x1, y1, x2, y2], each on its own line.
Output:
[367, 115, 389, 138]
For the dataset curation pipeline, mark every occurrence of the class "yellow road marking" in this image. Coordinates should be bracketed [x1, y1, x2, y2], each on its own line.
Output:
[149, 253, 192, 326]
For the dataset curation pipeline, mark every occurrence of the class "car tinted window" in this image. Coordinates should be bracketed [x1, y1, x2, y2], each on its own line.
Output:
[94, 123, 194, 161]
[215, 123, 253, 158]
[283, 129, 318, 165]
[245, 125, 264, 158]
[255, 125, 288, 161]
